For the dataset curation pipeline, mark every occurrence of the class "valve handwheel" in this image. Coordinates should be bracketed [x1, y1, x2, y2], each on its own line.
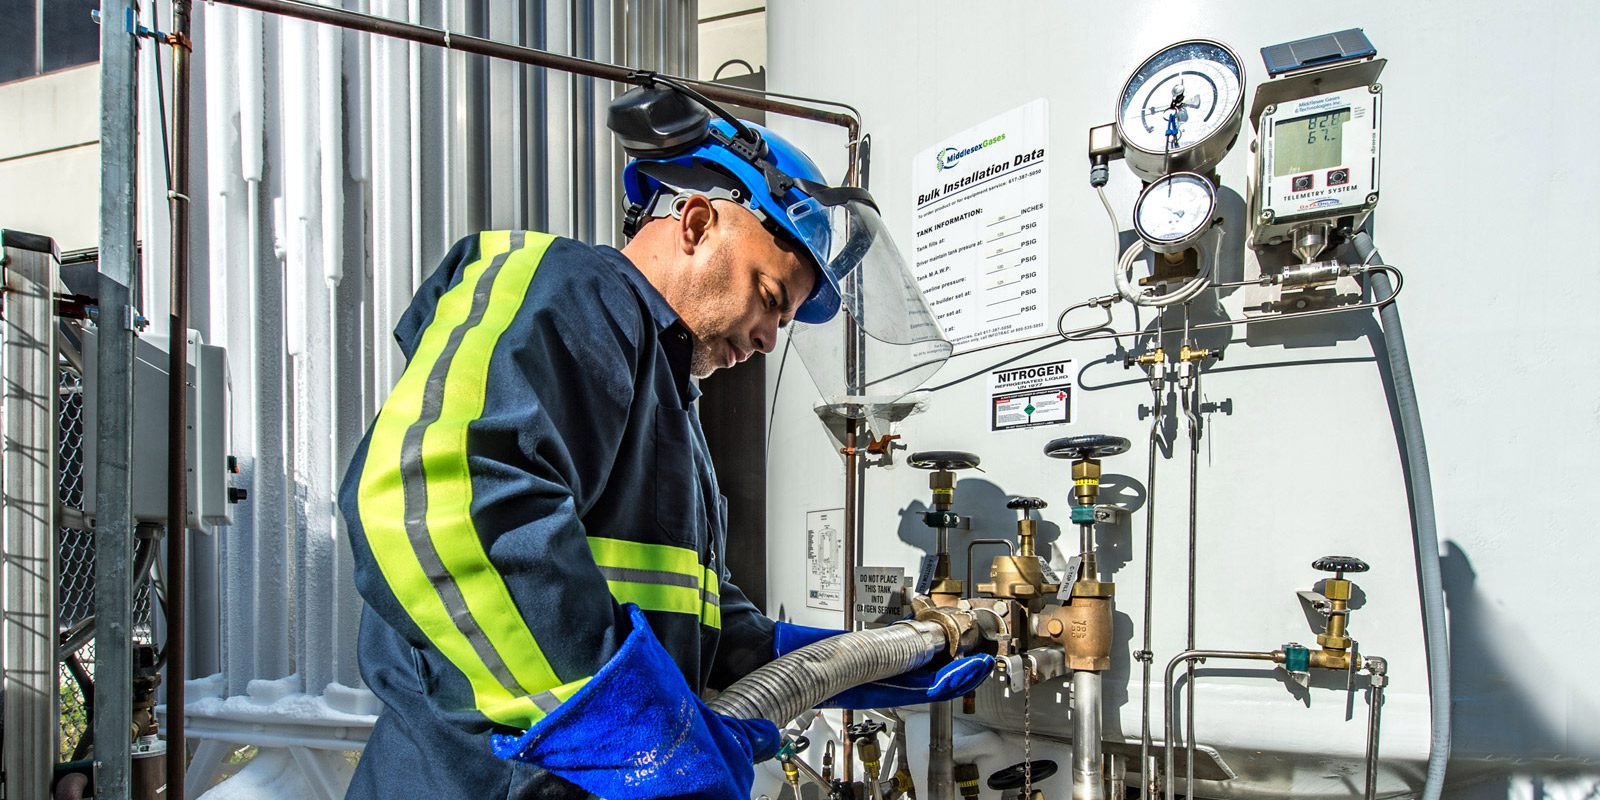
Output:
[1313, 555, 1370, 576]
[987, 760, 1058, 790]
[846, 720, 885, 742]
[908, 450, 981, 471]
[1007, 496, 1048, 511]
[1043, 434, 1131, 461]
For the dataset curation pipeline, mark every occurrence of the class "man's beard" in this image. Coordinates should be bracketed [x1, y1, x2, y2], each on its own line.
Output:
[689, 335, 720, 379]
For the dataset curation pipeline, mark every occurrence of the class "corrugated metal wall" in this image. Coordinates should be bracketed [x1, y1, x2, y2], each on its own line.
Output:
[191, 0, 695, 734]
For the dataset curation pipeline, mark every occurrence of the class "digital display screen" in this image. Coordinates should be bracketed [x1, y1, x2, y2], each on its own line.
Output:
[1274, 109, 1352, 178]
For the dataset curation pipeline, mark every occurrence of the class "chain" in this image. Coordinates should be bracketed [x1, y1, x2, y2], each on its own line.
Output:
[1023, 653, 1033, 799]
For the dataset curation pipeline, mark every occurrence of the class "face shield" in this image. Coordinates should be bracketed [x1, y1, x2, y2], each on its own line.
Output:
[783, 184, 951, 403]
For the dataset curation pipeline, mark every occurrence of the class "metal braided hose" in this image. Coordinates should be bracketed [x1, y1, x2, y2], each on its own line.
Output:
[708, 620, 950, 726]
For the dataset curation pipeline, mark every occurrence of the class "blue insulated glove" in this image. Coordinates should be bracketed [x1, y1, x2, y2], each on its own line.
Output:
[492, 605, 780, 800]
[772, 622, 994, 709]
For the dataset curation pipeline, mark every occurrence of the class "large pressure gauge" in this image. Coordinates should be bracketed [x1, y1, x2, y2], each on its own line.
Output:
[1116, 40, 1246, 182]
[1133, 172, 1217, 253]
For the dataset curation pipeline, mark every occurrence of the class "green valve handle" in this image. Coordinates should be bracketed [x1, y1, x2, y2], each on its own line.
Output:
[1070, 505, 1097, 524]
[1282, 643, 1311, 673]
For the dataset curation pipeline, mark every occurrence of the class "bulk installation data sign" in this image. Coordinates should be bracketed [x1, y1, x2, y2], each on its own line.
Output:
[911, 99, 1050, 354]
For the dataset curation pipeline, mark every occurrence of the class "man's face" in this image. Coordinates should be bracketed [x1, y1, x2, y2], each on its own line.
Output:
[671, 200, 817, 378]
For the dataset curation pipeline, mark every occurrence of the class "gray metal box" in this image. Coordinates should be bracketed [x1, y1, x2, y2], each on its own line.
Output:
[82, 327, 232, 528]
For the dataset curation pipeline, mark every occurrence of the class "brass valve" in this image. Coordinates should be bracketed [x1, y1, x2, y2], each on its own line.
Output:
[977, 497, 1060, 603]
[1283, 555, 1372, 674]
[847, 720, 885, 783]
[1313, 555, 1368, 661]
[1123, 347, 1166, 368]
[1179, 343, 1220, 362]
[955, 763, 981, 800]
[909, 450, 981, 604]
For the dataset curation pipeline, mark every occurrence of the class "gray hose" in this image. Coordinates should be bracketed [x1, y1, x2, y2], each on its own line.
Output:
[708, 621, 949, 726]
[1352, 232, 1450, 800]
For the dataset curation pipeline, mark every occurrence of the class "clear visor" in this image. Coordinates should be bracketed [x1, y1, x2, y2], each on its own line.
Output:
[787, 198, 952, 402]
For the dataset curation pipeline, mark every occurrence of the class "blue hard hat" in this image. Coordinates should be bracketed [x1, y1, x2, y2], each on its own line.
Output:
[621, 119, 844, 325]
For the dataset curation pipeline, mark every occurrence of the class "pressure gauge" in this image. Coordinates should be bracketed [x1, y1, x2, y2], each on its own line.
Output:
[1116, 40, 1245, 182]
[1133, 172, 1217, 253]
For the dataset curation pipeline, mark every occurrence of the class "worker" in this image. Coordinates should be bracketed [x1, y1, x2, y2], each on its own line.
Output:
[338, 83, 992, 800]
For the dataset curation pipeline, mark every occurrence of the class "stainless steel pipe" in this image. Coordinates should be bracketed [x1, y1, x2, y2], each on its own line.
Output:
[929, 700, 955, 800]
[1072, 670, 1106, 800]
[1162, 650, 1279, 800]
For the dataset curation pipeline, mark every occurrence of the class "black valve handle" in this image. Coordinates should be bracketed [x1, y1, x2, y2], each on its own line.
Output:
[1313, 555, 1370, 574]
[987, 760, 1058, 790]
[908, 450, 981, 471]
[1043, 434, 1131, 461]
[846, 720, 885, 742]
[1006, 496, 1048, 510]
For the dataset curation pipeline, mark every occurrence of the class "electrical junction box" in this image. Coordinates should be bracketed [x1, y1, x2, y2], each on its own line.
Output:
[82, 327, 233, 529]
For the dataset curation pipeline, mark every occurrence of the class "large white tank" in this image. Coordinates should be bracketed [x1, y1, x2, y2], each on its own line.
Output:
[758, 2, 1600, 798]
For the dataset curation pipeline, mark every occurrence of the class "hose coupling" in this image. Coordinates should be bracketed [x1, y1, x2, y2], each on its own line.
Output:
[909, 605, 980, 658]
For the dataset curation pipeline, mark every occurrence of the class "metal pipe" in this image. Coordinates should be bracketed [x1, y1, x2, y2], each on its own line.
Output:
[207, 0, 858, 137]
[840, 133, 864, 785]
[929, 701, 955, 800]
[97, 0, 143, 795]
[166, 2, 194, 796]
[1162, 650, 1279, 800]
[1181, 363, 1202, 797]
[1366, 682, 1384, 800]
[1056, 264, 1405, 344]
[1072, 670, 1105, 800]
[966, 538, 1016, 591]
[1137, 364, 1163, 799]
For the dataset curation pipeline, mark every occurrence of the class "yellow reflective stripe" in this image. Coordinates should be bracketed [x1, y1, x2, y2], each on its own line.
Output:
[588, 536, 701, 577]
[424, 233, 560, 701]
[589, 537, 722, 629]
[360, 232, 527, 726]
[358, 231, 564, 729]
[606, 580, 702, 616]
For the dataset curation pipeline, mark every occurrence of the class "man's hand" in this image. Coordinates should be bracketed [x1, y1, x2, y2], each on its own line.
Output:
[494, 606, 779, 800]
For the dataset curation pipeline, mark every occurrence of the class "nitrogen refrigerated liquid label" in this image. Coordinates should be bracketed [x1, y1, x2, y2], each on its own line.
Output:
[989, 358, 1074, 431]
[805, 509, 844, 611]
[912, 99, 1050, 353]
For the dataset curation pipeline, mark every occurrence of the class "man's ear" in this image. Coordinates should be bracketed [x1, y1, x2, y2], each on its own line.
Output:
[678, 194, 716, 255]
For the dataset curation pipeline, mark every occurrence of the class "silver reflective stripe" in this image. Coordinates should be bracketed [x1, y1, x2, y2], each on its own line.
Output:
[597, 565, 699, 590]
[531, 690, 564, 714]
[399, 231, 527, 694]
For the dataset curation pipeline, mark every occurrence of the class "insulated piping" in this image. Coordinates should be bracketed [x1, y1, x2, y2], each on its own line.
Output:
[1351, 232, 1450, 800]
[707, 621, 949, 727]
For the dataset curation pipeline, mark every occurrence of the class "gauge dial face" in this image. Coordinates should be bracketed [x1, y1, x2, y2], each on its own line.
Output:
[1117, 41, 1243, 157]
[1135, 172, 1216, 248]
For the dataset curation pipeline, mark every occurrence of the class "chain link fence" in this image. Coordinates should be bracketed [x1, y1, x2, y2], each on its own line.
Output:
[57, 366, 154, 762]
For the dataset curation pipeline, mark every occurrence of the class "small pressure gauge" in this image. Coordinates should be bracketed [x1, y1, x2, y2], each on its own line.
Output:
[1116, 40, 1245, 182]
[1133, 172, 1217, 253]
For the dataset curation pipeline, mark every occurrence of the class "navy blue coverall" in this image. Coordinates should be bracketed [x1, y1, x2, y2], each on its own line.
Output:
[338, 231, 776, 799]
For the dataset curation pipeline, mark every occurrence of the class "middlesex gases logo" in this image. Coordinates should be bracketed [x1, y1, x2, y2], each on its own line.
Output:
[936, 132, 1007, 171]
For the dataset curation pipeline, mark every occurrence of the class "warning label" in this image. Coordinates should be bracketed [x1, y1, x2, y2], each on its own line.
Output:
[853, 567, 909, 627]
[989, 359, 1074, 431]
